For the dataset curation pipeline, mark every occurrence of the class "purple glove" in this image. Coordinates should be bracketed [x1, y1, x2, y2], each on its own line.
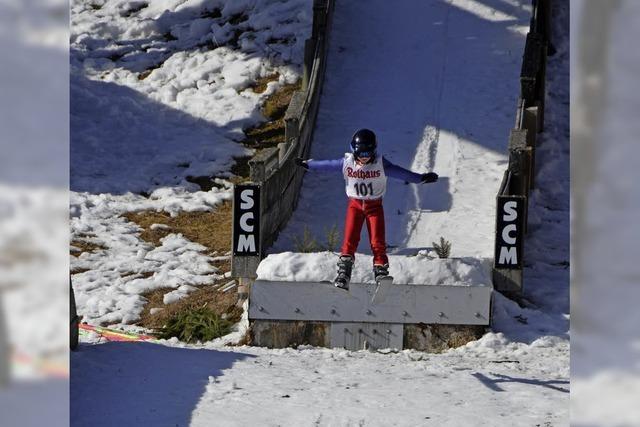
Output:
[421, 172, 438, 183]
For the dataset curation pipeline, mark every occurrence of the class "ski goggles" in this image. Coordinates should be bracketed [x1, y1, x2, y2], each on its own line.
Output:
[355, 150, 374, 159]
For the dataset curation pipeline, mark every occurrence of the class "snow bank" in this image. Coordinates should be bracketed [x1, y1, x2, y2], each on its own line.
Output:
[70, 0, 313, 329]
[256, 252, 492, 286]
[74, 232, 222, 325]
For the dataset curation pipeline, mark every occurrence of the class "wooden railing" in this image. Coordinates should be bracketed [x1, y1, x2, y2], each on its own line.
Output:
[493, 0, 553, 297]
[232, 0, 335, 280]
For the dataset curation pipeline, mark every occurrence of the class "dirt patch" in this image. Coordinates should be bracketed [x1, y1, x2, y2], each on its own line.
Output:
[210, 257, 231, 273]
[122, 201, 233, 254]
[70, 237, 107, 257]
[241, 80, 301, 149]
[243, 120, 285, 149]
[262, 80, 300, 120]
[229, 156, 252, 181]
[403, 324, 486, 353]
[119, 271, 155, 279]
[185, 175, 226, 191]
[248, 73, 280, 94]
[138, 62, 163, 80]
[139, 285, 242, 330]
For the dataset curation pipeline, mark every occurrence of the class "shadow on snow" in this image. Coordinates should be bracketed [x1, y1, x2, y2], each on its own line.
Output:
[472, 372, 569, 393]
[275, 0, 531, 252]
[70, 342, 254, 427]
[70, 71, 250, 195]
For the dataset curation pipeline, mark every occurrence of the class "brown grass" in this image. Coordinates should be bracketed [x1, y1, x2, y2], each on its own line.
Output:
[70, 237, 107, 257]
[229, 156, 252, 181]
[243, 120, 285, 148]
[185, 175, 226, 191]
[121, 202, 237, 331]
[242, 80, 301, 149]
[138, 285, 242, 330]
[262, 80, 300, 120]
[248, 73, 280, 94]
[122, 201, 233, 254]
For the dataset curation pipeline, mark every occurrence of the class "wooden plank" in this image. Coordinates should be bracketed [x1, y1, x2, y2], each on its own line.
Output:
[249, 320, 485, 352]
[493, 267, 524, 296]
[330, 323, 403, 351]
[249, 281, 492, 325]
[520, 32, 543, 104]
[250, 320, 329, 348]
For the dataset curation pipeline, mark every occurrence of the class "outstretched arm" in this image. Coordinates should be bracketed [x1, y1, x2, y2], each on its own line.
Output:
[382, 157, 437, 183]
[295, 157, 344, 172]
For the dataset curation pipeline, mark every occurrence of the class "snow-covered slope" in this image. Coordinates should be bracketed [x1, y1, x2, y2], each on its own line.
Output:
[272, 0, 530, 259]
[70, 0, 313, 326]
[72, 0, 570, 424]
[71, 0, 312, 194]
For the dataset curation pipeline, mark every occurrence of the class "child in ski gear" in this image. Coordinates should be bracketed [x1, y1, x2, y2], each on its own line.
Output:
[295, 128, 438, 289]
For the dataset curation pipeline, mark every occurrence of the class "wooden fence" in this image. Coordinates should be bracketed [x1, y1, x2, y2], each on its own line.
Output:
[232, 0, 335, 283]
[493, 0, 553, 297]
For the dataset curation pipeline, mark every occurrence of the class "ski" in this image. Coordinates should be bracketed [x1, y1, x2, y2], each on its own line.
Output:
[371, 275, 394, 304]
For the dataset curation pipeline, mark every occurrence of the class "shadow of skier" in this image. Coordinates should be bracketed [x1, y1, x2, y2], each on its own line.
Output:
[472, 371, 569, 393]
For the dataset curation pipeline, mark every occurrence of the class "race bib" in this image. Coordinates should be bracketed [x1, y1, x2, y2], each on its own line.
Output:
[343, 153, 387, 199]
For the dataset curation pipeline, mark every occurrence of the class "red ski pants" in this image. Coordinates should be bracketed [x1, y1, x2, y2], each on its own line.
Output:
[341, 198, 388, 266]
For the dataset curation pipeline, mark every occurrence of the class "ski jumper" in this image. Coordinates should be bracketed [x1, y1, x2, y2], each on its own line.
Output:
[307, 153, 424, 265]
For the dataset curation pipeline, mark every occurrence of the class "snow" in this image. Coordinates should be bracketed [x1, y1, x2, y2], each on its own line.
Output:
[0, 0, 70, 423]
[70, 0, 313, 328]
[571, 0, 640, 424]
[163, 284, 199, 305]
[257, 251, 492, 286]
[271, 0, 530, 260]
[71, 339, 567, 427]
[70, 0, 571, 425]
[73, 229, 222, 324]
[0, 185, 69, 366]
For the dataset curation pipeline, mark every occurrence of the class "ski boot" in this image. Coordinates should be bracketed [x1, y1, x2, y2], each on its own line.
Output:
[373, 264, 390, 283]
[371, 264, 393, 304]
[334, 255, 354, 290]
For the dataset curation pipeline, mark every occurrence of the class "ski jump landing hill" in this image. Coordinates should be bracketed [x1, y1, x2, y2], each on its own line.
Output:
[231, 0, 552, 351]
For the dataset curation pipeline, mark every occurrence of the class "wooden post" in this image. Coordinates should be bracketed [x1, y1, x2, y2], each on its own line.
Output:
[537, 44, 547, 132]
[302, 38, 315, 91]
[508, 129, 530, 198]
[285, 116, 300, 146]
[492, 268, 524, 298]
[523, 106, 538, 189]
[249, 159, 265, 183]
[520, 32, 543, 107]
[236, 277, 253, 308]
[312, 0, 327, 39]
[523, 106, 538, 146]
[277, 142, 287, 163]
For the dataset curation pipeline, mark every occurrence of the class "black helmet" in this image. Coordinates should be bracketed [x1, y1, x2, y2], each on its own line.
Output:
[350, 128, 377, 159]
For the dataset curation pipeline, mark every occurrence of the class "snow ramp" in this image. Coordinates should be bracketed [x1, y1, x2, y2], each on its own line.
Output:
[241, 0, 532, 350]
[273, 0, 530, 257]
